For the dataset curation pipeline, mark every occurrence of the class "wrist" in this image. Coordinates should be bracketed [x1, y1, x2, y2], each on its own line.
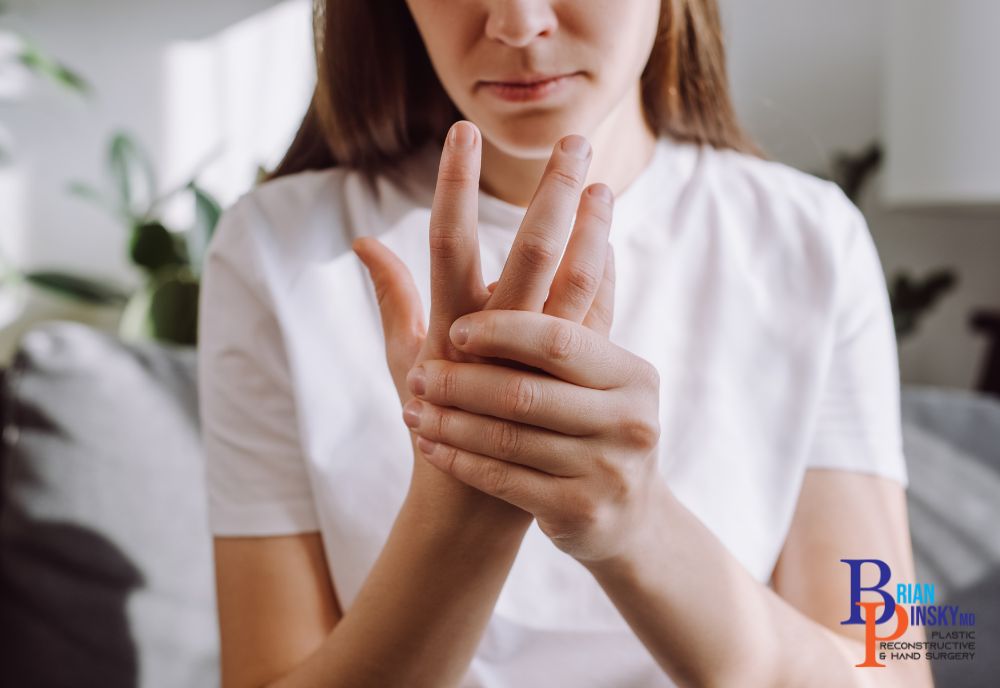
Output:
[407, 438, 535, 540]
[404, 485, 534, 550]
[578, 473, 675, 582]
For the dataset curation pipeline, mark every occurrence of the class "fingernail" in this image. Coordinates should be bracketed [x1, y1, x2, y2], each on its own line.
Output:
[402, 398, 423, 428]
[588, 184, 613, 204]
[560, 135, 591, 159]
[451, 320, 470, 346]
[450, 121, 476, 149]
[407, 366, 426, 396]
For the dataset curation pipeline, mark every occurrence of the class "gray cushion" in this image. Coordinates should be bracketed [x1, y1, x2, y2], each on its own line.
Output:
[0, 320, 997, 688]
[902, 386, 1000, 688]
[0, 321, 218, 688]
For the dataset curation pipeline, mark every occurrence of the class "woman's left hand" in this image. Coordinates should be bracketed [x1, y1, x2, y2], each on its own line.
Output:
[402, 308, 664, 564]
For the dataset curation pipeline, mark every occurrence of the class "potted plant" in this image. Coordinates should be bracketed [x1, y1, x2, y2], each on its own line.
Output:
[817, 142, 957, 341]
[59, 132, 223, 347]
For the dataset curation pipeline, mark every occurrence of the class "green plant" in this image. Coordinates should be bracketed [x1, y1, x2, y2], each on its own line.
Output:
[0, 131, 223, 346]
[815, 141, 958, 341]
[0, 8, 123, 318]
[66, 131, 224, 346]
[0, 7, 91, 162]
[889, 269, 958, 340]
[0, 7, 223, 346]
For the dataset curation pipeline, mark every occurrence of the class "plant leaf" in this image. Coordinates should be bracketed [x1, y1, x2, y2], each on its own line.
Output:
[17, 42, 90, 95]
[108, 132, 157, 222]
[186, 182, 222, 274]
[147, 269, 200, 346]
[129, 221, 186, 272]
[65, 180, 120, 217]
[25, 271, 130, 306]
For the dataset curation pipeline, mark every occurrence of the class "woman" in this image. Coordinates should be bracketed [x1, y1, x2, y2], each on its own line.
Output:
[198, 1, 933, 686]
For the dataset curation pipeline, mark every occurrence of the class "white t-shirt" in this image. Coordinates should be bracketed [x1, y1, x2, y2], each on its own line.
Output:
[197, 135, 908, 687]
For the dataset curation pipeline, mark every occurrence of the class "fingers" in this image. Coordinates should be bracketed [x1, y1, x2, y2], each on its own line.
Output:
[487, 135, 593, 312]
[428, 120, 489, 333]
[414, 435, 560, 518]
[544, 183, 613, 322]
[352, 236, 426, 388]
[582, 242, 615, 337]
[401, 398, 589, 476]
[449, 309, 642, 390]
[406, 358, 614, 436]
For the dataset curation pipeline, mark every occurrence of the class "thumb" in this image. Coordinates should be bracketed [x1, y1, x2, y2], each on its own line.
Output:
[352, 236, 426, 387]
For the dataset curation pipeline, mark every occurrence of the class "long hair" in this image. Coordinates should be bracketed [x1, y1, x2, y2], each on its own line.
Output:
[267, 0, 764, 187]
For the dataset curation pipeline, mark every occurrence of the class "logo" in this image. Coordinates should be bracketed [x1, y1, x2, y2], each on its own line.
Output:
[841, 559, 976, 668]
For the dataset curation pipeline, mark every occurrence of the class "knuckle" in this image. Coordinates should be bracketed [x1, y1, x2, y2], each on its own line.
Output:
[436, 163, 477, 187]
[431, 406, 449, 439]
[437, 364, 459, 402]
[482, 460, 513, 497]
[619, 415, 660, 452]
[543, 322, 580, 362]
[585, 197, 613, 225]
[593, 454, 632, 505]
[514, 233, 560, 270]
[428, 223, 467, 256]
[437, 443, 460, 474]
[491, 420, 521, 459]
[500, 375, 538, 418]
[479, 313, 499, 347]
[563, 264, 602, 299]
[547, 165, 584, 192]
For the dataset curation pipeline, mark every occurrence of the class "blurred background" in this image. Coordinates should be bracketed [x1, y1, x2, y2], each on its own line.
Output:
[0, 2, 997, 687]
[0, 0, 315, 352]
[1, 0, 998, 388]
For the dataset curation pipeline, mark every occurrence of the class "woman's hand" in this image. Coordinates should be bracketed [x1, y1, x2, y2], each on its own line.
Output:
[402, 309, 663, 565]
[353, 120, 616, 515]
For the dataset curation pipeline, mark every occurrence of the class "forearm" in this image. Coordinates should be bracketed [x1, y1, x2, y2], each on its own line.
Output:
[581, 478, 926, 688]
[269, 449, 533, 688]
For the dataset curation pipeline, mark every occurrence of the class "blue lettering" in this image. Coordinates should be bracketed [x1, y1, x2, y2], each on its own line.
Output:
[841, 559, 895, 625]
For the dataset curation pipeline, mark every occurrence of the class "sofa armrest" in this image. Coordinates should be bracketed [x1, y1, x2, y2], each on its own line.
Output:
[0, 321, 219, 687]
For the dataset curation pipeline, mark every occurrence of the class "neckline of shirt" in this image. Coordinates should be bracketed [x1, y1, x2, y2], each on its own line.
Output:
[396, 134, 696, 239]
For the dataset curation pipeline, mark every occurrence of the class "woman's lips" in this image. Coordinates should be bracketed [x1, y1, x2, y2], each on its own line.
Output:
[478, 72, 581, 103]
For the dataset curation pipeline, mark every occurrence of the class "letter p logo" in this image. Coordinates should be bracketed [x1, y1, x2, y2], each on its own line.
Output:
[855, 601, 910, 667]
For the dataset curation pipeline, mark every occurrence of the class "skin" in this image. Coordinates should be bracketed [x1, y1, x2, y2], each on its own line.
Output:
[216, 126, 617, 688]
[405, 0, 660, 205]
[214, 1, 935, 686]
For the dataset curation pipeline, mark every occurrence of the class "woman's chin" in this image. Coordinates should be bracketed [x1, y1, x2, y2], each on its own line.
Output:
[477, 112, 593, 160]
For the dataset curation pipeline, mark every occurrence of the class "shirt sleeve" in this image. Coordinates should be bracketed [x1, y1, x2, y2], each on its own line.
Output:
[197, 194, 321, 536]
[803, 185, 909, 488]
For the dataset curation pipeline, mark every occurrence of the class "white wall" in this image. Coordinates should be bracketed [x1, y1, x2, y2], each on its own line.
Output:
[0, 0, 314, 359]
[719, 0, 1000, 389]
[3, 0, 997, 388]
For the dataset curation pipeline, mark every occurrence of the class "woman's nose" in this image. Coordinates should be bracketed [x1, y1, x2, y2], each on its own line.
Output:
[484, 0, 558, 47]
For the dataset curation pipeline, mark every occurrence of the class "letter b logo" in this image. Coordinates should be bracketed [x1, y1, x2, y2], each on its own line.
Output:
[840, 559, 895, 625]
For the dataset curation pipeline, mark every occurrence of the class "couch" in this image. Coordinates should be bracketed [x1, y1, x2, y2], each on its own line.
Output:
[1, 320, 998, 687]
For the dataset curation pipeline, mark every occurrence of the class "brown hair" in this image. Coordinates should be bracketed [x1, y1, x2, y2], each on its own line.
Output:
[267, 0, 765, 187]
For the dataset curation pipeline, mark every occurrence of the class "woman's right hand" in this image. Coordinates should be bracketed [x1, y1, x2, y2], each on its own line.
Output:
[353, 120, 616, 521]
